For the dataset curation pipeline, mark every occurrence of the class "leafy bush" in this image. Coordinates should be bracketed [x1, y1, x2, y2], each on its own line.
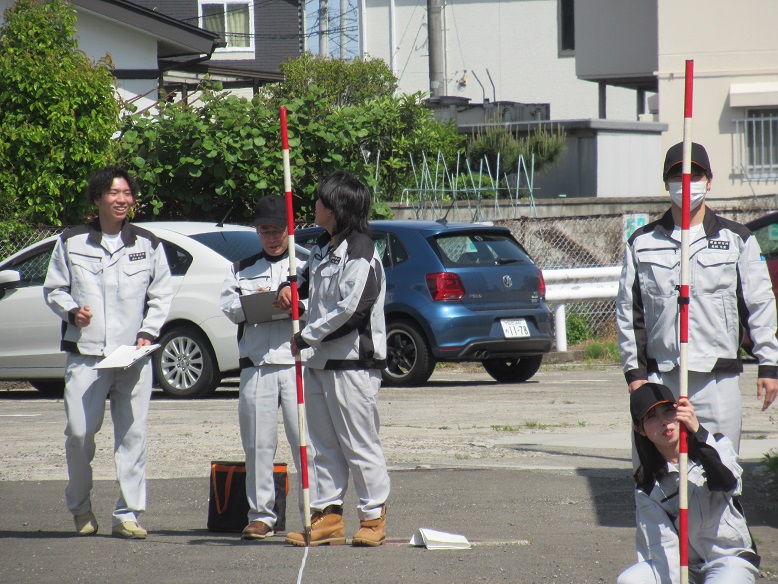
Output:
[265, 52, 398, 109]
[516, 125, 566, 175]
[566, 311, 593, 346]
[117, 84, 465, 221]
[467, 125, 521, 177]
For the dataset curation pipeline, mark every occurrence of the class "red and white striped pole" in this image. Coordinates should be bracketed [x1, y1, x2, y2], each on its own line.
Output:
[678, 58, 694, 584]
[280, 105, 312, 546]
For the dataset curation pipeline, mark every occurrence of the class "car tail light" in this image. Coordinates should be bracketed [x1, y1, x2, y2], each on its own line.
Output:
[538, 269, 546, 301]
[426, 272, 465, 301]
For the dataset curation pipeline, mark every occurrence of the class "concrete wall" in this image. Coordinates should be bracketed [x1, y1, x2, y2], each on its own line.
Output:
[389, 194, 778, 221]
[363, 0, 637, 121]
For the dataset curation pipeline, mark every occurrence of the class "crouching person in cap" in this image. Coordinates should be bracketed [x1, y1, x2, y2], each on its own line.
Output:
[277, 171, 390, 547]
[617, 383, 759, 584]
[220, 194, 306, 540]
[617, 141, 778, 452]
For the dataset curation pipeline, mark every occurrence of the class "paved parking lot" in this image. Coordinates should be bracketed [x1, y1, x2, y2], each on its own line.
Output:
[1, 362, 778, 583]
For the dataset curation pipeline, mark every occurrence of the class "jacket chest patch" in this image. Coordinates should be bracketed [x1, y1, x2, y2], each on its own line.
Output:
[329, 255, 342, 265]
[129, 252, 147, 261]
[708, 240, 729, 250]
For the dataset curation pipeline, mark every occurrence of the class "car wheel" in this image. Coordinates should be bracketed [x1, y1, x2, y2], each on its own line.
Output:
[482, 355, 543, 383]
[154, 326, 219, 398]
[382, 320, 435, 387]
[29, 379, 65, 396]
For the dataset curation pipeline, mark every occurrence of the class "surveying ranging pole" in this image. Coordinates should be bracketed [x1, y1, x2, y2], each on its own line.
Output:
[677, 58, 695, 584]
[279, 106, 312, 546]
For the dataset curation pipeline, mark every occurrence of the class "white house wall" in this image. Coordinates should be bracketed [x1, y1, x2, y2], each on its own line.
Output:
[657, 0, 778, 198]
[76, 10, 160, 112]
[596, 132, 663, 198]
[364, 0, 637, 120]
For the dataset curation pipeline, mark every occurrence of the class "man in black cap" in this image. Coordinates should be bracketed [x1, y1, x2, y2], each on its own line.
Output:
[616, 142, 778, 452]
[219, 194, 305, 540]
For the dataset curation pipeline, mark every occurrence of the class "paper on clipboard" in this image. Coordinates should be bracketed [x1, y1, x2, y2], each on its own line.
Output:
[94, 344, 159, 369]
[239, 290, 291, 325]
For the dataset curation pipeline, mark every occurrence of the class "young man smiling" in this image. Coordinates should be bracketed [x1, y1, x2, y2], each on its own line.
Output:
[44, 167, 172, 539]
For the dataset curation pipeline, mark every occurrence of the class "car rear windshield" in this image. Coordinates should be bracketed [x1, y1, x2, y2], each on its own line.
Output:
[432, 232, 532, 267]
[189, 231, 262, 263]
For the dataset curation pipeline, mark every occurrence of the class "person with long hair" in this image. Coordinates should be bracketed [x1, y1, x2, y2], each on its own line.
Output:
[618, 383, 759, 583]
[278, 171, 390, 547]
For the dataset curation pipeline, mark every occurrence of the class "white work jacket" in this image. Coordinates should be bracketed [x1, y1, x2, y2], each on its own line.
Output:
[43, 220, 172, 356]
[617, 208, 778, 384]
[220, 250, 301, 367]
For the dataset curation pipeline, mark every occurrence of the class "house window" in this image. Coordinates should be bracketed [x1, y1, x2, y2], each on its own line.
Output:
[200, 1, 252, 49]
[735, 108, 778, 179]
[559, 0, 575, 55]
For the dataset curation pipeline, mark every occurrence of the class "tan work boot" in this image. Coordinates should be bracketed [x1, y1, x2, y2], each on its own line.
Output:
[111, 520, 147, 539]
[242, 520, 274, 540]
[352, 504, 386, 547]
[285, 505, 346, 546]
[74, 510, 98, 536]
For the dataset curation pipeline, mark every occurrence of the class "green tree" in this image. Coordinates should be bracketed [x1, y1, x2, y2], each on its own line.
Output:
[467, 124, 566, 193]
[117, 85, 465, 220]
[266, 52, 398, 108]
[0, 0, 120, 227]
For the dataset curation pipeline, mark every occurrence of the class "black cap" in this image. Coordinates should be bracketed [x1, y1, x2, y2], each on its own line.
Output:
[252, 195, 287, 227]
[663, 141, 712, 181]
[630, 383, 676, 426]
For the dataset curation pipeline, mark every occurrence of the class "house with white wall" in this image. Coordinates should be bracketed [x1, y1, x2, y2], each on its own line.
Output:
[360, 0, 637, 120]
[360, 0, 778, 201]
[575, 0, 778, 200]
[130, 0, 302, 99]
[359, 0, 669, 199]
[0, 0, 222, 111]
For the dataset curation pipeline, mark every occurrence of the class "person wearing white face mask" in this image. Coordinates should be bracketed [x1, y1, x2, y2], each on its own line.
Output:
[616, 141, 778, 453]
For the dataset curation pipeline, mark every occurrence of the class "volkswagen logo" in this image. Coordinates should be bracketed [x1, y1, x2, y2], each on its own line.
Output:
[502, 275, 512, 288]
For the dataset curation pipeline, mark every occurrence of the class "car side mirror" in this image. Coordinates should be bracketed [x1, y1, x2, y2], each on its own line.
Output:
[0, 270, 21, 299]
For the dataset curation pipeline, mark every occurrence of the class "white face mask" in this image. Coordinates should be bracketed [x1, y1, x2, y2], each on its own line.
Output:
[668, 180, 707, 210]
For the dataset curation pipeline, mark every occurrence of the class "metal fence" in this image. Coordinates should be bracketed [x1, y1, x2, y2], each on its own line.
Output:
[499, 202, 775, 343]
[3, 201, 775, 348]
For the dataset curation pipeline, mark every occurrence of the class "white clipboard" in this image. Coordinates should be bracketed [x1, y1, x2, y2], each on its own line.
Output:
[239, 291, 291, 325]
[94, 344, 159, 369]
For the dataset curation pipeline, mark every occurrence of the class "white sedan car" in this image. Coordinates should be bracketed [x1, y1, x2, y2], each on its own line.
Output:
[0, 222, 306, 398]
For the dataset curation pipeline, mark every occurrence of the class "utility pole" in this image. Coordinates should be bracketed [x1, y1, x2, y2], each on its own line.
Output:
[427, 0, 444, 97]
[340, 0, 347, 59]
[319, 0, 329, 56]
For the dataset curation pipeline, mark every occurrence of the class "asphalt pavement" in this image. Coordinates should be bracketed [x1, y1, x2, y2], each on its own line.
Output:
[2, 363, 778, 583]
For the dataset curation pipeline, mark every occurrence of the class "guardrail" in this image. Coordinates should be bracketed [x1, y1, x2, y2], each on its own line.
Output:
[543, 266, 621, 352]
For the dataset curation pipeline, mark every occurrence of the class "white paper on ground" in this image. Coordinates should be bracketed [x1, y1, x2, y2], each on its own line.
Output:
[94, 344, 160, 369]
[409, 527, 471, 549]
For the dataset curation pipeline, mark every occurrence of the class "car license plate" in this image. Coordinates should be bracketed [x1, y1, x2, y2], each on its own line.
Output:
[500, 319, 530, 338]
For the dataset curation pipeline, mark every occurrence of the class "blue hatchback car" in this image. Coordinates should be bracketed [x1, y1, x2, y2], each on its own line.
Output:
[295, 220, 552, 386]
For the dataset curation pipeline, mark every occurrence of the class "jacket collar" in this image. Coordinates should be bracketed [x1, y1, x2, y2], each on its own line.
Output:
[654, 206, 723, 240]
[87, 218, 136, 247]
